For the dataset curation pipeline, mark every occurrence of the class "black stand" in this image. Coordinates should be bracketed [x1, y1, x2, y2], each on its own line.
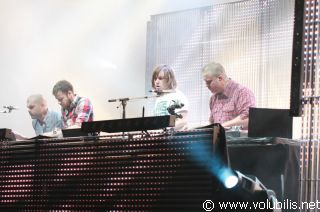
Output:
[0, 106, 17, 113]
[108, 95, 158, 120]
[118, 98, 129, 119]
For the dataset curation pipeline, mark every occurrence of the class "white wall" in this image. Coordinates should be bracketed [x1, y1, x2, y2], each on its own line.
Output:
[0, 0, 239, 137]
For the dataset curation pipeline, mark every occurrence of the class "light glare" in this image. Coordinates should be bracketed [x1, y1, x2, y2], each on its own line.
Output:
[224, 175, 238, 189]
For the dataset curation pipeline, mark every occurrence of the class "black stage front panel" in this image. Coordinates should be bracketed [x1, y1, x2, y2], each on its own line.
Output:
[0, 128, 224, 211]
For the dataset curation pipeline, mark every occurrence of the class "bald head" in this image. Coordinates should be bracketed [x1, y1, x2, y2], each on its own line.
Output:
[27, 94, 48, 121]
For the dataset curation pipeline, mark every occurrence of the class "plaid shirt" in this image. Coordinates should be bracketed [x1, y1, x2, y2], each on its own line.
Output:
[209, 80, 255, 124]
[62, 95, 93, 128]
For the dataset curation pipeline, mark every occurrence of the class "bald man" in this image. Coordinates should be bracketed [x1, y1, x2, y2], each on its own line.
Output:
[27, 94, 62, 136]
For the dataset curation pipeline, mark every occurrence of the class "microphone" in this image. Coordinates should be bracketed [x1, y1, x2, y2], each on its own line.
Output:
[149, 89, 175, 94]
[3, 106, 19, 110]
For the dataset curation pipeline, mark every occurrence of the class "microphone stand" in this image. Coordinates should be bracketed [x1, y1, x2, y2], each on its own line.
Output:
[0, 109, 13, 113]
[108, 95, 159, 138]
[108, 95, 159, 119]
[1, 106, 18, 113]
[119, 98, 129, 119]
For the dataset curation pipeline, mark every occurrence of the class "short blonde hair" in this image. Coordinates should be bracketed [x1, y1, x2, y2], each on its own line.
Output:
[201, 62, 226, 77]
[27, 94, 45, 105]
[151, 64, 177, 89]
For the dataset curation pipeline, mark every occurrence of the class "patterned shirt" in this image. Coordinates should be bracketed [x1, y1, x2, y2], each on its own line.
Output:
[62, 95, 94, 128]
[209, 79, 255, 124]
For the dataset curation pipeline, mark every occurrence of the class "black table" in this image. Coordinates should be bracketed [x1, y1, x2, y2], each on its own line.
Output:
[227, 137, 300, 203]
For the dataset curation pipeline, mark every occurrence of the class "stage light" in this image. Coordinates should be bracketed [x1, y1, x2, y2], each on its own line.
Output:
[235, 170, 267, 192]
[221, 170, 279, 212]
[224, 174, 239, 189]
[187, 141, 237, 188]
[217, 168, 239, 189]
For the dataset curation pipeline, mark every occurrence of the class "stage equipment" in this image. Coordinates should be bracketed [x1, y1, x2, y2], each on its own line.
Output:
[0, 124, 280, 211]
[0, 128, 15, 141]
[248, 108, 293, 138]
[108, 94, 158, 119]
[217, 170, 279, 212]
[290, 0, 305, 116]
[81, 115, 176, 133]
[228, 137, 300, 204]
[0, 105, 19, 113]
[61, 128, 90, 138]
[149, 89, 175, 95]
[299, 0, 320, 209]
[0, 125, 229, 211]
[167, 100, 184, 118]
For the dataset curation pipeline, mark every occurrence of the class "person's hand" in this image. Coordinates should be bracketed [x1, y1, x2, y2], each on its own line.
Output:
[221, 123, 231, 130]
[12, 130, 28, 140]
[42, 128, 62, 138]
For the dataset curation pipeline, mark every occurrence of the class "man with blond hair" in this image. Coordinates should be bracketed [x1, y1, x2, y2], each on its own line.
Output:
[201, 62, 255, 129]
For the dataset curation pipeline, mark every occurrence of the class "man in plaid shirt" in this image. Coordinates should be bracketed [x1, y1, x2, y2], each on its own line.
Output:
[52, 80, 93, 128]
[202, 62, 255, 129]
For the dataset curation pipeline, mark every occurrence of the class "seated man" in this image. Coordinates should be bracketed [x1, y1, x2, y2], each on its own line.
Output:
[27, 94, 62, 136]
[201, 62, 255, 129]
[151, 64, 189, 130]
[52, 80, 93, 128]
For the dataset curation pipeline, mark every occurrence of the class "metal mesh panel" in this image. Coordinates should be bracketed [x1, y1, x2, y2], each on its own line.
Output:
[299, 0, 320, 210]
[0, 129, 220, 211]
[145, 0, 294, 125]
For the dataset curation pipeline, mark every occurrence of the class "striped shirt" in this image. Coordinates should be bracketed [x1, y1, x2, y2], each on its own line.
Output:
[209, 80, 255, 124]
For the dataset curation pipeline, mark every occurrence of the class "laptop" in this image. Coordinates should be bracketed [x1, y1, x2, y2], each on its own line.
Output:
[248, 107, 293, 138]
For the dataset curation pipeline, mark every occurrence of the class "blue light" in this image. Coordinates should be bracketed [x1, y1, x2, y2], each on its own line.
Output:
[186, 141, 239, 189]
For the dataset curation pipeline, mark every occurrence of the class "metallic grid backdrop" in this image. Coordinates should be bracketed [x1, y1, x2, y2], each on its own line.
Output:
[145, 0, 294, 126]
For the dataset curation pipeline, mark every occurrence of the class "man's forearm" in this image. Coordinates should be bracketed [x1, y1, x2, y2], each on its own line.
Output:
[222, 116, 248, 129]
